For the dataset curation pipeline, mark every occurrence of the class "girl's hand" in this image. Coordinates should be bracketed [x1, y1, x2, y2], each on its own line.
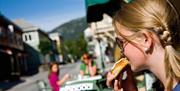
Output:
[57, 74, 70, 85]
[88, 60, 92, 67]
[114, 80, 124, 91]
[106, 65, 138, 91]
[106, 72, 123, 91]
[106, 72, 116, 87]
[64, 74, 70, 80]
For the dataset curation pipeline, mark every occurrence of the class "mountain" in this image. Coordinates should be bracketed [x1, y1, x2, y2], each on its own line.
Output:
[50, 17, 88, 40]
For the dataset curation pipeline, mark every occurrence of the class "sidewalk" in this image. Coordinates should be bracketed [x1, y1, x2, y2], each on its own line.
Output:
[4, 63, 75, 91]
[1, 62, 115, 91]
[6, 71, 49, 91]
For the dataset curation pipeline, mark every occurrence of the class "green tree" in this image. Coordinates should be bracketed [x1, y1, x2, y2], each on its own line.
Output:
[38, 40, 51, 55]
[63, 34, 87, 60]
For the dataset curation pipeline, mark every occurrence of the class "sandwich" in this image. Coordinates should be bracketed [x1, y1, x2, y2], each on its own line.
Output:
[111, 58, 129, 78]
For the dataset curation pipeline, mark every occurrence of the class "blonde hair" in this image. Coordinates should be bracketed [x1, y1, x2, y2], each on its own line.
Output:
[113, 0, 180, 90]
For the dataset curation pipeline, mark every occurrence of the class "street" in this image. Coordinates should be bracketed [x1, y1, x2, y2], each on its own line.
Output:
[6, 62, 81, 91]
[6, 62, 113, 91]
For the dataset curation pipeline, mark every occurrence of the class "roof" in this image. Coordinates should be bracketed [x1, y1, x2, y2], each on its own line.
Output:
[13, 19, 39, 32]
[13, 19, 52, 41]
[0, 14, 23, 33]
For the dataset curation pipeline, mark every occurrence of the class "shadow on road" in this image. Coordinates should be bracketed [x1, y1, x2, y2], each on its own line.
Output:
[0, 80, 25, 90]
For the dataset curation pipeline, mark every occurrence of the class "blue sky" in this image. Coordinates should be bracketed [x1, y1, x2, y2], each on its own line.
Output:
[0, 0, 86, 32]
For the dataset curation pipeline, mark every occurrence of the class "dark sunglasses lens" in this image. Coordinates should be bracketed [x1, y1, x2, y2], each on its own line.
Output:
[116, 38, 124, 52]
[116, 38, 122, 48]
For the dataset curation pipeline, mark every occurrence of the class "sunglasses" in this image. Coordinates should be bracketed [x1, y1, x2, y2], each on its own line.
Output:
[83, 56, 90, 60]
[83, 58, 88, 60]
[115, 37, 129, 54]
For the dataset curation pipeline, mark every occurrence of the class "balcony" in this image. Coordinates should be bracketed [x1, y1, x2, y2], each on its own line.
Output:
[0, 26, 23, 51]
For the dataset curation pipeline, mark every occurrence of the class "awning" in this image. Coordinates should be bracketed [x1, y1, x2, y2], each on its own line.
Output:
[85, 0, 121, 23]
[86, 0, 180, 23]
[86, 0, 110, 7]
[170, 0, 180, 18]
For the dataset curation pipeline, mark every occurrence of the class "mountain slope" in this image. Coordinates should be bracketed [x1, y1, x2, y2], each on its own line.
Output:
[51, 17, 88, 40]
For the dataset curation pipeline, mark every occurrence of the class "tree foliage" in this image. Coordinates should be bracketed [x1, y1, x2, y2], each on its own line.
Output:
[38, 40, 51, 55]
[63, 34, 87, 60]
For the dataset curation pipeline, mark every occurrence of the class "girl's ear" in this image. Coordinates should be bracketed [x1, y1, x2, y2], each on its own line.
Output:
[139, 30, 154, 53]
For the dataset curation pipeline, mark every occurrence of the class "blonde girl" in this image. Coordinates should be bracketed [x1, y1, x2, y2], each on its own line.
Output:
[106, 0, 180, 91]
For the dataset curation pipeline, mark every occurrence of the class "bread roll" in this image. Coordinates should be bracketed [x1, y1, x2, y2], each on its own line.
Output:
[111, 58, 129, 78]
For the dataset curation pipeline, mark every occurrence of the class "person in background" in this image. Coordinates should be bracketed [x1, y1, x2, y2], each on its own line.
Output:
[48, 62, 69, 91]
[106, 0, 180, 91]
[80, 53, 97, 77]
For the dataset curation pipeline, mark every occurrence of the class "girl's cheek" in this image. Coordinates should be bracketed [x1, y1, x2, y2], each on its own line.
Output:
[124, 44, 146, 71]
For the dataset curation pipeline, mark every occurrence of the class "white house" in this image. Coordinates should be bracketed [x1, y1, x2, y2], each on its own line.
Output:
[13, 19, 53, 64]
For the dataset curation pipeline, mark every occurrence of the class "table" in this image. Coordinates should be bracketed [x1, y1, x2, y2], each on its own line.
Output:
[60, 75, 112, 91]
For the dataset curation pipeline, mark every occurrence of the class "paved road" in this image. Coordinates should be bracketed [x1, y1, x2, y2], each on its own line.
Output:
[6, 61, 113, 91]
[59, 62, 80, 80]
[6, 62, 80, 91]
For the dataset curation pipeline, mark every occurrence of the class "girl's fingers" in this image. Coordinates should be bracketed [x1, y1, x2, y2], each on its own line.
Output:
[106, 72, 124, 91]
[106, 72, 116, 87]
[114, 80, 119, 91]
[114, 80, 122, 91]
[120, 88, 124, 91]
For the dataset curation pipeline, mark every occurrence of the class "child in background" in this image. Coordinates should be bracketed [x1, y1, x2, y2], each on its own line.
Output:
[48, 62, 69, 91]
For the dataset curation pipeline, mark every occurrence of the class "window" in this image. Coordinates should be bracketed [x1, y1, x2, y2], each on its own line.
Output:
[19, 38, 23, 46]
[7, 27, 14, 44]
[8, 25, 14, 33]
[25, 35, 28, 41]
[14, 35, 18, 45]
[18, 37, 23, 46]
[0, 27, 6, 38]
[29, 35, 31, 40]
[0, 27, 2, 36]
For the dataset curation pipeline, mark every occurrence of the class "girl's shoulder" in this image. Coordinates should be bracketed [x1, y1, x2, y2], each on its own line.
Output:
[173, 82, 180, 91]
